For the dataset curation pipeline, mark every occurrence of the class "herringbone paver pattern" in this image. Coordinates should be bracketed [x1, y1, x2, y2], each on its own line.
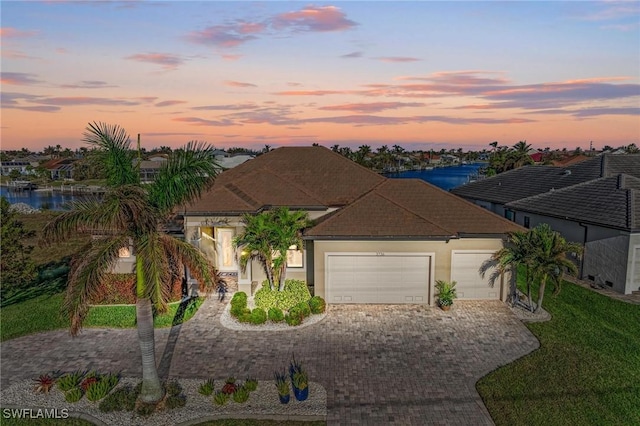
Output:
[0, 298, 539, 425]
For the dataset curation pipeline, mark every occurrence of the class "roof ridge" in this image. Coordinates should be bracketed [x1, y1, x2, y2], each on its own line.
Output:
[374, 180, 456, 235]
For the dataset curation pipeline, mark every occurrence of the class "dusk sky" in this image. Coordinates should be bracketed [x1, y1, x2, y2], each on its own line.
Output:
[2, 1, 639, 152]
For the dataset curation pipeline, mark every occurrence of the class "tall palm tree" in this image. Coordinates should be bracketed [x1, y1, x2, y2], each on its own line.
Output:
[528, 224, 582, 313]
[233, 207, 311, 291]
[42, 122, 221, 404]
[510, 140, 533, 169]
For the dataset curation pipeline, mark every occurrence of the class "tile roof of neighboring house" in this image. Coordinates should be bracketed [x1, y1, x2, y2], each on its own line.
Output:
[43, 158, 75, 170]
[306, 179, 523, 238]
[450, 154, 640, 204]
[506, 174, 640, 231]
[184, 146, 385, 214]
[551, 154, 589, 167]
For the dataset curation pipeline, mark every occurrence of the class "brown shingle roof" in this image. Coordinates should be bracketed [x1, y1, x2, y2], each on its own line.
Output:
[184, 146, 385, 214]
[306, 179, 523, 238]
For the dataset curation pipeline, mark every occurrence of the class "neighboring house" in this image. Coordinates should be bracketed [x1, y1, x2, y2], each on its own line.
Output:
[136, 157, 167, 183]
[0, 160, 36, 176]
[180, 146, 522, 305]
[43, 159, 75, 180]
[451, 154, 640, 295]
[551, 154, 589, 167]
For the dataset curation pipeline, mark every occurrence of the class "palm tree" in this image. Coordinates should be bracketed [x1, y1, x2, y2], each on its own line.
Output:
[491, 230, 536, 309]
[510, 140, 533, 169]
[528, 224, 582, 313]
[42, 122, 221, 404]
[233, 207, 311, 291]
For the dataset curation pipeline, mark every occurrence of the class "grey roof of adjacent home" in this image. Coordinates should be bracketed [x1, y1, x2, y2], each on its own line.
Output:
[450, 154, 640, 205]
[506, 174, 640, 231]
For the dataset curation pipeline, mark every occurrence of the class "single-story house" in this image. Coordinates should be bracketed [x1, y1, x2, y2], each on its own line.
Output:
[180, 146, 522, 305]
[451, 154, 640, 295]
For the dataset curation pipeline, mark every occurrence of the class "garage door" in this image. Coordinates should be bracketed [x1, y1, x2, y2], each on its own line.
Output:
[451, 251, 500, 299]
[327, 253, 431, 303]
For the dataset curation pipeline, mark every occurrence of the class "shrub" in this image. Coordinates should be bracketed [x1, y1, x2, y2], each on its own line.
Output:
[213, 391, 229, 406]
[33, 374, 56, 394]
[165, 394, 186, 409]
[250, 308, 267, 325]
[222, 378, 237, 394]
[295, 301, 311, 318]
[99, 385, 137, 412]
[232, 386, 250, 403]
[285, 312, 302, 326]
[57, 371, 84, 392]
[230, 292, 247, 305]
[244, 378, 258, 392]
[65, 388, 83, 403]
[238, 308, 252, 323]
[254, 279, 311, 311]
[230, 292, 248, 318]
[309, 296, 326, 314]
[165, 380, 182, 397]
[198, 378, 215, 396]
[268, 307, 285, 322]
[136, 402, 155, 417]
[85, 373, 120, 402]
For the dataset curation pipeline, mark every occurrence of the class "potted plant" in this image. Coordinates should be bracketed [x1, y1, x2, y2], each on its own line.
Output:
[274, 371, 290, 404]
[435, 280, 457, 311]
[289, 354, 309, 401]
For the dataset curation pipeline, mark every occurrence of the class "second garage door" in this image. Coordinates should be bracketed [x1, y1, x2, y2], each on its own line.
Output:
[327, 253, 431, 304]
[451, 250, 501, 299]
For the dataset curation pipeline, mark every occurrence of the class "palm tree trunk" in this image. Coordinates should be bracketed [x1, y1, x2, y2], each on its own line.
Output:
[278, 264, 287, 291]
[526, 268, 534, 312]
[535, 275, 547, 314]
[136, 298, 164, 403]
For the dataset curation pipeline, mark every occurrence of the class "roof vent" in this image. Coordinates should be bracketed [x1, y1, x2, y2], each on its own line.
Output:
[563, 170, 571, 176]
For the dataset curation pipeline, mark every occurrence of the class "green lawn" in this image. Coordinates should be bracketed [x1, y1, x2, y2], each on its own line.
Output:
[477, 281, 640, 425]
[0, 294, 203, 341]
[0, 416, 324, 425]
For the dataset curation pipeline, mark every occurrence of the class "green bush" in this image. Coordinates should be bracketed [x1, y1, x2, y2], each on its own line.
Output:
[213, 391, 229, 406]
[86, 373, 119, 402]
[232, 386, 250, 403]
[230, 292, 248, 318]
[99, 384, 137, 412]
[268, 307, 285, 322]
[238, 308, 252, 323]
[198, 378, 215, 396]
[254, 279, 311, 311]
[285, 313, 302, 326]
[309, 296, 326, 314]
[65, 387, 83, 403]
[166, 394, 186, 409]
[57, 371, 84, 392]
[250, 308, 267, 325]
[295, 301, 311, 318]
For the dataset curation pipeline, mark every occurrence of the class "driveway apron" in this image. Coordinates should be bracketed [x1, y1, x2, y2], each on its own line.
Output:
[1, 298, 539, 425]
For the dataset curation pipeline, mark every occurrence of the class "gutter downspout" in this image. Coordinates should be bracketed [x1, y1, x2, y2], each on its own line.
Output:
[579, 222, 588, 279]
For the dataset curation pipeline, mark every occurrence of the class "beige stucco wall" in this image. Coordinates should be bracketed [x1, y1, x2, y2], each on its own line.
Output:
[312, 238, 507, 305]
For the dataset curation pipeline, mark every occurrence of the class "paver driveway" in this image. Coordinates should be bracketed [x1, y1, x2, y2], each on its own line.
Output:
[1, 298, 538, 425]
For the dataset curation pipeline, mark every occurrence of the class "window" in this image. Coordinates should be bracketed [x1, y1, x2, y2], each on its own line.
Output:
[524, 216, 530, 228]
[505, 210, 514, 221]
[286, 245, 304, 268]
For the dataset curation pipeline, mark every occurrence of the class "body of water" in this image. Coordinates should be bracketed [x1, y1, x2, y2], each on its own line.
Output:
[386, 162, 485, 191]
[0, 186, 86, 210]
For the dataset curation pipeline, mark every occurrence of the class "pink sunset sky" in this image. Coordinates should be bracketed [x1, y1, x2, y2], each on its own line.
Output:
[1, 1, 639, 152]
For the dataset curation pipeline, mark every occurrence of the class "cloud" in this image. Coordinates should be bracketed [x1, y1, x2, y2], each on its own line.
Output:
[173, 117, 236, 127]
[1, 72, 43, 85]
[186, 24, 260, 48]
[0, 27, 38, 38]
[60, 80, 116, 89]
[221, 54, 243, 61]
[273, 90, 347, 96]
[1, 92, 60, 112]
[272, 5, 357, 32]
[125, 52, 184, 70]
[374, 56, 421, 63]
[155, 100, 187, 107]
[300, 114, 535, 127]
[527, 106, 640, 117]
[341, 51, 363, 59]
[187, 5, 356, 49]
[192, 103, 257, 111]
[224, 80, 257, 88]
[319, 102, 426, 113]
[37, 97, 141, 106]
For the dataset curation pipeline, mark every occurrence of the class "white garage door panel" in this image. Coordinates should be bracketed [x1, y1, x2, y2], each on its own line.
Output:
[451, 251, 500, 300]
[328, 254, 430, 304]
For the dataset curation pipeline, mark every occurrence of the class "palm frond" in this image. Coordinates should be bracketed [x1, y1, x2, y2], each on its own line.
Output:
[160, 235, 218, 293]
[136, 233, 171, 313]
[83, 121, 138, 187]
[148, 141, 220, 214]
[63, 236, 128, 335]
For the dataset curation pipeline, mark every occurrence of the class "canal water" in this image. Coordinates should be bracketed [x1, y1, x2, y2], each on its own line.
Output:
[0, 186, 86, 210]
[386, 162, 485, 191]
